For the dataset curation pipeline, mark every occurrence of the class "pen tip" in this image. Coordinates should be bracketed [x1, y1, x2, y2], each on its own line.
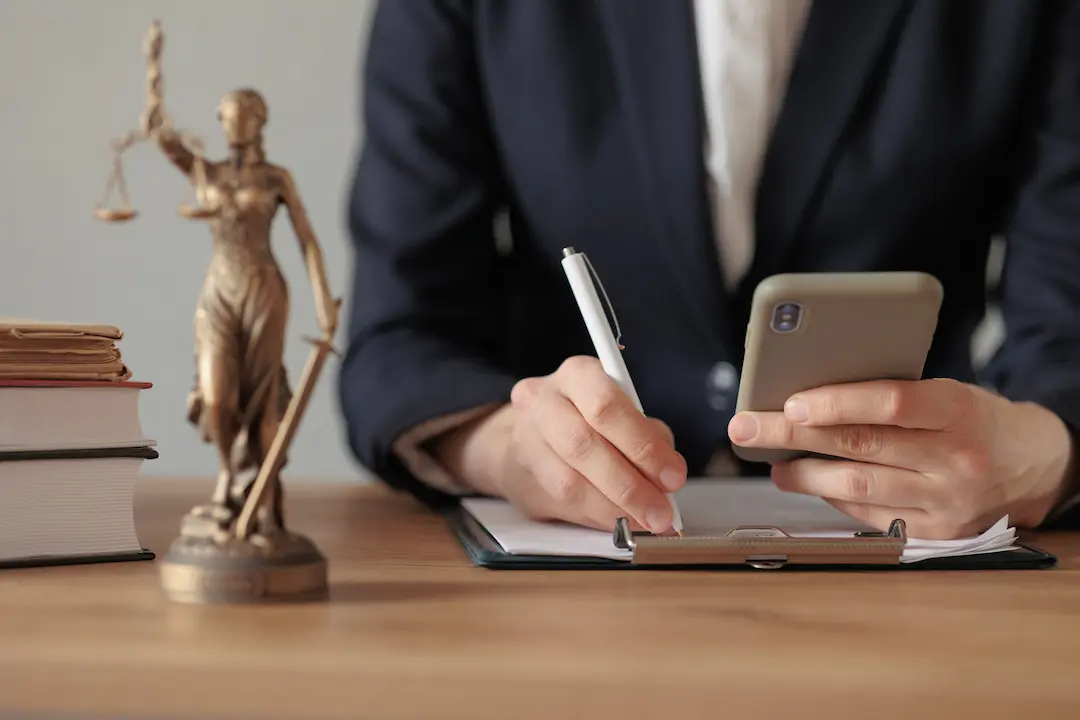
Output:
[676, 529, 684, 537]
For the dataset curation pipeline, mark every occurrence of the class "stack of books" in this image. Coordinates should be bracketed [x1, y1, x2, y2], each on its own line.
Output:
[0, 318, 157, 568]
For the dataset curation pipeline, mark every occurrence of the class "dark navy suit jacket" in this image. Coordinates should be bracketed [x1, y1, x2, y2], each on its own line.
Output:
[340, 0, 1080, 513]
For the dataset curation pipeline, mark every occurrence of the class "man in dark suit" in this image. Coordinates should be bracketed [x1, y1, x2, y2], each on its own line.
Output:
[339, 0, 1080, 539]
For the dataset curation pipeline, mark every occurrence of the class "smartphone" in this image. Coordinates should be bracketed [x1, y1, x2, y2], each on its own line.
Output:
[731, 271, 944, 464]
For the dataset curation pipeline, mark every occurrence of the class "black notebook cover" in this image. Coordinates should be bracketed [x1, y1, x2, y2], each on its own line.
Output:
[0, 444, 159, 570]
[443, 506, 1058, 571]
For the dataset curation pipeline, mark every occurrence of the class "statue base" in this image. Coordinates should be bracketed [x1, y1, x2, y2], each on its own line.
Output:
[157, 513, 328, 604]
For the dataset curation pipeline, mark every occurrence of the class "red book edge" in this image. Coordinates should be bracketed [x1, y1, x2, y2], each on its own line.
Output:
[0, 379, 153, 389]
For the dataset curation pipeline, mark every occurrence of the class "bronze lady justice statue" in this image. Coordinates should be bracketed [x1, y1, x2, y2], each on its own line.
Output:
[95, 21, 339, 602]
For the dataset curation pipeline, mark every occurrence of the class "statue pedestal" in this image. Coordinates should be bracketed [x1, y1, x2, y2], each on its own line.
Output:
[157, 513, 328, 604]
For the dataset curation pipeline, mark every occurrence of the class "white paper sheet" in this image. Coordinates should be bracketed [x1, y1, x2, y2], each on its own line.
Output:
[461, 478, 1018, 564]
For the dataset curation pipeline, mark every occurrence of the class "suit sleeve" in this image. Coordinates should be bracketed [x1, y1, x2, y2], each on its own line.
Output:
[979, 1, 1080, 527]
[339, 0, 517, 507]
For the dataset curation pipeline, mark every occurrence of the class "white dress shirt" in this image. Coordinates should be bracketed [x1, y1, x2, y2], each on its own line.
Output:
[394, 0, 812, 494]
[695, 0, 810, 290]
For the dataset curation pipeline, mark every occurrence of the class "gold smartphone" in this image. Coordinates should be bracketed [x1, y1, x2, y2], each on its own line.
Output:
[731, 271, 944, 464]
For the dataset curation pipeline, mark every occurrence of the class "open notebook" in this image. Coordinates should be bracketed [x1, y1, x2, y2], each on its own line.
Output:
[449, 478, 1056, 570]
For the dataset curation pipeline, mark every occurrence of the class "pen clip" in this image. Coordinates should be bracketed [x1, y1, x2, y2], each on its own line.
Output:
[580, 252, 624, 350]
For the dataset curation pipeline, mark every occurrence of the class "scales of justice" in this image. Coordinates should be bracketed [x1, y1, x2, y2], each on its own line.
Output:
[93, 20, 341, 604]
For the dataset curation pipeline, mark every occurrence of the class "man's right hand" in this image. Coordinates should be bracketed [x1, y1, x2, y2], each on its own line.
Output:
[437, 356, 688, 533]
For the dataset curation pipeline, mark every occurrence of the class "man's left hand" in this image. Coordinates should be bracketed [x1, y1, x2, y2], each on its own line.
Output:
[727, 378, 1076, 539]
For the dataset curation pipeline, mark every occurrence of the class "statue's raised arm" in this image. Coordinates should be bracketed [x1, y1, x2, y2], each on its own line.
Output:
[92, 20, 212, 223]
[141, 20, 196, 176]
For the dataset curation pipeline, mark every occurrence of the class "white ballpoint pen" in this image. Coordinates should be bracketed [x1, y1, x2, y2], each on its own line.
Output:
[560, 246, 685, 536]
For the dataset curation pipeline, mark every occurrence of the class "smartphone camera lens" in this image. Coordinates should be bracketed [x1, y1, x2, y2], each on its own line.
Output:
[771, 302, 802, 333]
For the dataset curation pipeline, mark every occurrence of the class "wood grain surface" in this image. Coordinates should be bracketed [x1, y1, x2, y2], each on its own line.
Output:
[1, 477, 1079, 719]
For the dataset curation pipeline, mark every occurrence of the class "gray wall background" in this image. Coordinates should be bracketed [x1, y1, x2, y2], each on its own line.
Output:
[0, 1, 1006, 481]
[0, 0, 378, 480]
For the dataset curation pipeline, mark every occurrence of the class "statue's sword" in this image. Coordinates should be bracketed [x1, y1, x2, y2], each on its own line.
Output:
[235, 299, 343, 541]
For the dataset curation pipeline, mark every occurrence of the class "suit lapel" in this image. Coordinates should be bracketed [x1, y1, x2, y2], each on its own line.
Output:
[750, 0, 912, 284]
[597, 0, 912, 344]
[598, 0, 728, 348]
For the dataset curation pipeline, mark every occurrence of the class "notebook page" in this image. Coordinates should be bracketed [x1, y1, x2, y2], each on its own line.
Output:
[463, 497, 632, 560]
[461, 478, 1017, 563]
[676, 478, 870, 536]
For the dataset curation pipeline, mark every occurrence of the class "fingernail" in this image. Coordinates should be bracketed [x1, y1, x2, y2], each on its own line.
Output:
[646, 507, 671, 533]
[728, 413, 758, 443]
[659, 467, 684, 491]
[785, 398, 809, 423]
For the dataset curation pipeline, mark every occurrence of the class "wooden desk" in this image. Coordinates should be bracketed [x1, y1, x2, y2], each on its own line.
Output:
[2, 478, 1079, 719]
